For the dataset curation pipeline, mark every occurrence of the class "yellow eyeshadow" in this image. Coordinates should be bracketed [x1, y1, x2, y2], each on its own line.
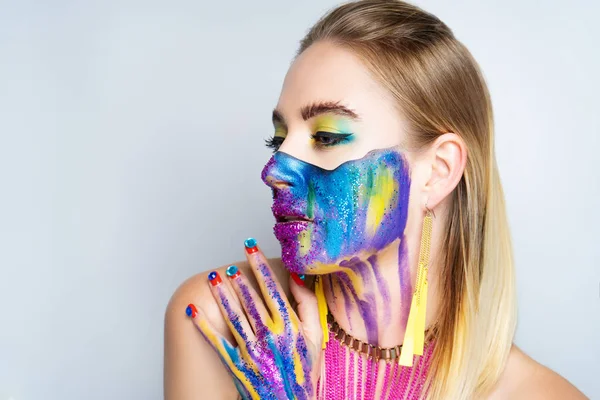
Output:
[312, 115, 352, 133]
[274, 127, 286, 138]
[315, 125, 344, 132]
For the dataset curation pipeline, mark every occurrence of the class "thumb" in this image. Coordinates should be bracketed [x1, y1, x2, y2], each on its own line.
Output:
[289, 273, 323, 349]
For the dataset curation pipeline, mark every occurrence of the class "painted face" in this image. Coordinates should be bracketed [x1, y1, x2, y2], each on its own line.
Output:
[261, 147, 411, 274]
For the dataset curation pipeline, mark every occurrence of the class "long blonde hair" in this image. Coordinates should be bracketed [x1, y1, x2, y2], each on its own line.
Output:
[296, 1, 517, 398]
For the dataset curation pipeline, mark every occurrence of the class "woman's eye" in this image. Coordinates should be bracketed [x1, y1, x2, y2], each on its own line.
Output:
[311, 131, 353, 147]
[265, 132, 353, 152]
[265, 136, 285, 152]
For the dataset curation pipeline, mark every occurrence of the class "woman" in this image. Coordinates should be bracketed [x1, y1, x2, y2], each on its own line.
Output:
[164, 1, 587, 399]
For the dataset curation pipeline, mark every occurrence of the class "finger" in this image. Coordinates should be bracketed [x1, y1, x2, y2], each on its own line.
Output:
[186, 303, 260, 400]
[289, 273, 322, 349]
[207, 270, 256, 347]
[225, 264, 272, 337]
[185, 303, 240, 367]
[243, 238, 296, 325]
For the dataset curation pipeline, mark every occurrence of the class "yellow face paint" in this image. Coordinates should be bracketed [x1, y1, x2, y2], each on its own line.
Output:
[299, 228, 312, 257]
[365, 164, 398, 237]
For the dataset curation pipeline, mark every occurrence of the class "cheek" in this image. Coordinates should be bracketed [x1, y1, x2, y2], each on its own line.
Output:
[363, 163, 400, 237]
[337, 151, 411, 253]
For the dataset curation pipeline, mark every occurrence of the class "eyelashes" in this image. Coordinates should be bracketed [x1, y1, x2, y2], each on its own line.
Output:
[311, 131, 354, 146]
[265, 131, 354, 153]
[264, 136, 285, 152]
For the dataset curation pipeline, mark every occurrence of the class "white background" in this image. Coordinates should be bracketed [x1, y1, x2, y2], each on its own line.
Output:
[0, 0, 598, 399]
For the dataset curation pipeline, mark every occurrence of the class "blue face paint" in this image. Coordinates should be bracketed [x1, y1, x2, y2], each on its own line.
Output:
[261, 147, 411, 274]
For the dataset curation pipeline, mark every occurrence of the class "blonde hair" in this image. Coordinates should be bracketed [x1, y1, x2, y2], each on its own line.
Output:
[296, 1, 517, 399]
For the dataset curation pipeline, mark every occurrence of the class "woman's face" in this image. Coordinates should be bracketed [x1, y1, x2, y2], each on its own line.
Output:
[261, 41, 417, 274]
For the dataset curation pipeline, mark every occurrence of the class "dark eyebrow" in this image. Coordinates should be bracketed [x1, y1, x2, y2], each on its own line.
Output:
[272, 109, 285, 126]
[272, 101, 360, 126]
[301, 101, 360, 121]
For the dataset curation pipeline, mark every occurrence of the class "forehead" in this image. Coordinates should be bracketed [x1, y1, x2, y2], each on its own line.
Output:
[276, 41, 392, 120]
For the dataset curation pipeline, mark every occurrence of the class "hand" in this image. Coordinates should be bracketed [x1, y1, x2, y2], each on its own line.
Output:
[186, 238, 323, 400]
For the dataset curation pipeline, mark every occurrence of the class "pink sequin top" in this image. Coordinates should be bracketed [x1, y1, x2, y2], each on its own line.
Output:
[316, 329, 435, 400]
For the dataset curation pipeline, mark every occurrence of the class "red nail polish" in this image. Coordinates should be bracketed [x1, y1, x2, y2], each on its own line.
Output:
[186, 304, 198, 318]
[291, 272, 305, 287]
[245, 246, 258, 254]
[208, 271, 222, 286]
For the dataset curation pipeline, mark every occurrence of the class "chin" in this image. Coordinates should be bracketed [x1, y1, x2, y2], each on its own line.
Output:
[277, 237, 316, 275]
[276, 234, 341, 275]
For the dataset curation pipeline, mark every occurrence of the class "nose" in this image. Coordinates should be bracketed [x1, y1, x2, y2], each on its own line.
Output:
[260, 151, 308, 191]
[265, 177, 291, 190]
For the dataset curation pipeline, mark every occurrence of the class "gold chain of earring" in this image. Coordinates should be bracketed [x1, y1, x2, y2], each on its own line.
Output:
[399, 205, 435, 366]
[416, 208, 433, 307]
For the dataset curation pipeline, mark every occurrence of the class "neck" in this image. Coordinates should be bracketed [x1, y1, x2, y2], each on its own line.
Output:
[324, 236, 416, 348]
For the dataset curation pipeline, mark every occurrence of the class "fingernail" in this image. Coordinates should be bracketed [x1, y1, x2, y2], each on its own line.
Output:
[291, 272, 305, 287]
[226, 265, 241, 279]
[186, 304, 198, 318]
[244, 237, 258, 254]
[208, 271, 222, 286]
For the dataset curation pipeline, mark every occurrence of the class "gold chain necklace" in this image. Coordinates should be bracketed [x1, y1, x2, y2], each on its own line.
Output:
[326, 312, 435, 363]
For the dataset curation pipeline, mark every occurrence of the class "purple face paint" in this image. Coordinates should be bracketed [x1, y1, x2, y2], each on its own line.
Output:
[326, 253, 393, 344]
[336, 278, 354, 330]
[335, 269, 380, 344]
[368, 254, 391, 324]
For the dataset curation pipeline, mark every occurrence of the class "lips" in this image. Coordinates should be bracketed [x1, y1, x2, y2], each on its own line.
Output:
[271, 202, 313, 241]
[271, 201, 313, 224]
[275, 214, 312, 223]
[274, 219, 310, 241]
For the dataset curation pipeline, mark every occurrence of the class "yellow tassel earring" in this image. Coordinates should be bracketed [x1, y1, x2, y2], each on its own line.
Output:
[399, 206, 434, 367]
[314, 275, 330, 350]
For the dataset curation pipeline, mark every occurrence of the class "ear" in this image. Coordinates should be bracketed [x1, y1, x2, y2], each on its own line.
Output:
[422, 132, 467, 210]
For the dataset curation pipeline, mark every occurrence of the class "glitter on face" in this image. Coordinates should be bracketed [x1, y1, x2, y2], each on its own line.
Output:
[261, 146, 411, 347]
[261, 147, 411, 275]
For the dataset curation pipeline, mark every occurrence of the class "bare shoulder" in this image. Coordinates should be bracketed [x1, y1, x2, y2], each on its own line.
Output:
[164, 257, 289, 400]
[487, 344, 588, 400]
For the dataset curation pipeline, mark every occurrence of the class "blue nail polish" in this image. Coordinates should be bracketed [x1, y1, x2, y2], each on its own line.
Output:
[226, 265, 239, 277]
[185, 305, 192, 317]
[244, 237, 257, 248]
